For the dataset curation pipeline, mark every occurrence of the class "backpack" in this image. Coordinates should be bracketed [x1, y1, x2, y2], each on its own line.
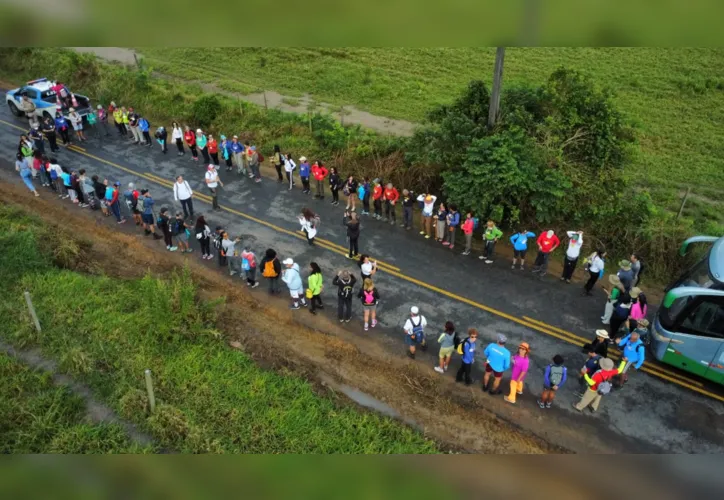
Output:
[597, 377, 613, 396]
[104, 188, 114, 201]
[453, 332, 462, 349]
[357, 185, 366, 200]
[136, 197, 145, 212]
[410, 317, 424, 343]
[362, 289, 375, 305]
[472, 217, 480, 230]
[262, 259, 277, 278]
[213, 233, 223, 249]
[548, 364, 564, 387]
[456, 337, 468, 355]
[242, 257, 250, 271]
[258, 152, 265, 163]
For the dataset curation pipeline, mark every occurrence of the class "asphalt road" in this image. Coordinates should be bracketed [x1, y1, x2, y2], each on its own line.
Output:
[2, 102, 722, 453]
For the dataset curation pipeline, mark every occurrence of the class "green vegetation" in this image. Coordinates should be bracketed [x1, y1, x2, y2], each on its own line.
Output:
[0, 352, 148, 453]
[136, 47, 724, 235]
[0, 203, 438, 454]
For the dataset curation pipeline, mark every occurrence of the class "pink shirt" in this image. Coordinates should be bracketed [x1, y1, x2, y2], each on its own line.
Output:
[630, 302, 647, 321]
[510, 354, 530, 381]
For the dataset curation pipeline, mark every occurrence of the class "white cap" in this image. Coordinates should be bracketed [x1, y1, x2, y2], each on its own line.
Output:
[410, 306, 419, 315]
[282, 258, 294, 265]
[299, 156, 307, 162]
[128, 182, 135, 189]
[196, 128, 202, 134]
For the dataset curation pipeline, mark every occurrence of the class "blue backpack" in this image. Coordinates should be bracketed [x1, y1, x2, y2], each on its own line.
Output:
[472, 217, 480, 230]
[357, 185, 366, 200]
[242, 257, 250, 271]
[104, 188, 114, 201]
[410, 317, 425, 343]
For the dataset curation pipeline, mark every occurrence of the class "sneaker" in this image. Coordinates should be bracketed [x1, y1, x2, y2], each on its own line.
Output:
[251, 282, 259, 288]
[309, 310, 317, 315]
[538, 401, 546, 409]
[565, 279, 571, 284]
[345, 318, 351, 323]
[539, 272, 547, 277]
[166, 245, 171, 250]
[519, 265, 525, 270]
[290, 304, 300, 310]
[169, 246, 178, 251]
[503, 396, 515, 404]
[485, 260, 493, 264]
[442, 241, 450, 246]
[371, 319, 377, 328]
[153, 234, 163, 240]
[419, 231, 426, 235]
[517, 391, 523, 395]
[560, 277, 565, 281]
[186, 248, 194, 253]
[434, 366, 444, 374]
[339, 319, 344, 323]
[479, 256, 485, 260]
[546, 403, 552, 409]
[407, 351, 415, 360]
[462, 250, 470, 256]
[364, 322, 369, 331]
[511, 264, 516, 269]
[389, 221, 395, 226]
[443, 365, 448, 372]
[229, 271, 237, 276]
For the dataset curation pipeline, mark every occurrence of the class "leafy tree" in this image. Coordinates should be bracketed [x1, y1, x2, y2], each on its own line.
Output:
[191, 95, 222, 129]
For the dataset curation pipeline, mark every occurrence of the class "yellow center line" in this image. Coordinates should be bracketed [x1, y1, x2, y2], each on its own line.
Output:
[1, 117, 721, 402]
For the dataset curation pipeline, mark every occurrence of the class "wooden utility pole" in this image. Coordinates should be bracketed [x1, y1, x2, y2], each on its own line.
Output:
[488, 47, 506, 128]
[676, 187, 691, 220]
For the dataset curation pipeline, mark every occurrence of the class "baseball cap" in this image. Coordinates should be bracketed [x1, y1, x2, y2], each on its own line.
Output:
[497, 333, 507, 344]
[97, 104, 102, 109]
[220, 135, 226, 140]
[282, 258, 294, 265]
[207, 164, 215, 170]
[113, 181, 121, 186]
[410, 306, 419, 315]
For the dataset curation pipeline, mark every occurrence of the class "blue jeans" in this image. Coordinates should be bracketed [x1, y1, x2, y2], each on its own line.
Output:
[21, 173, 35, 192]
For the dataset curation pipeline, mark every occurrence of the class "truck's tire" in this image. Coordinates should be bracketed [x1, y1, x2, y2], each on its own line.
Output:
[8, 101, 22, 117]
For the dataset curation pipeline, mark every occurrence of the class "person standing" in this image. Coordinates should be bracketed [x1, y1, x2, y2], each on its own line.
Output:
[184, 126, 198, 161]
[41, 115, 59, 153]
[434, 321, 457, 374]
[85, 106, 100, 139]
[445, 205, 460, 250]
[157, 207, 176, 251]
[383, 182, 399, 224]
[244, 141, 253, 176]
[582, 249, 606, 296]
[343, 175, 359, 211]
[240, 246, 259, 288]
[29, 124, 45, 154]
[127, 108, 142, 144]
[609, 289, 634, 338]
[582, 329, 611, 358]
[279, 257, 305, 307]
[616, 260, 635, 291]
[333, 270, 356, 323]
[461, 211, 475, 256]
[509, 229, 536, 270]
[194, 216, 213, 260]
[272, 145, 284, 182]
[561, 230, 584, 283]
[113, 106, 125, 136]
[455, 328, 479, 385]
[68, 107, 86, 142]
[372, 181, 384, 219]
[220, 135, 233, 171]
[328, 167, 341, 205]
[417, 193, 437, 239]
[299, 157, 311, 194]
[121, 106, 130, 136]
[504, 342, 530, 404]
[344, 210, 361, 259]
[195, 129, 210, 163]
[601, 274, 624, 324]
[96, 105, 111, 137]
[171, 122, 185, 156]
[311, 160, 329, 199]
[403, 306, 428, 359]
[433, 202, 447, 243]
[15, 153, 39, 197]
[298, 208, 318, 246]
[573, 357, 620, 413]
[539, 354, 568, 409]
[230, 136, 245, 173]
[614, 330, 645, 388]
[154, 125, 168, 153]
[400, 189, 415, 230]
[261, 250, 282, 295]
[578, 348, 602, 395]
[109, 181, 126, 224]
[284, 154, 297, 190]
[630, 253, 644, 286]
[173, 175, 194, 219]
[138, 116, 151, 146]
[360, 177, 372, 215]
[172, 212, 194, 253]
[207, 134, 219, 166]
[482, 334, 511, 394]
[213, 226, 226, 267]
[358, 255, 377, 281]
[222, 232, 242, 276]
[532, 230, 560, 277]
[358, 278, 380, 331]
[205, 165, 223, 211]
[480, 220, 503, 264]
[123, 182, 142, 225]
[20, 94, 36, 125]
[249, 146, 261, 182]
[628, 289, 648, 331]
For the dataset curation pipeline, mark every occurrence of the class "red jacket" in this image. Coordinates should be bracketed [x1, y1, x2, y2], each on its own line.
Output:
[184, 130, 195, 147]
[111, 187, 120, 205]
[383, 187, 399, 203]
[208, 139, 218, 154]
[311, 163, 328, 181]
[462, 218, 474, 235]
[372, 185, 383, 200]
[537, 233, 560, 253]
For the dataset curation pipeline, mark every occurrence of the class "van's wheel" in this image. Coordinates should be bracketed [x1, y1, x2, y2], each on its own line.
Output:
[8, 101, 22, 117]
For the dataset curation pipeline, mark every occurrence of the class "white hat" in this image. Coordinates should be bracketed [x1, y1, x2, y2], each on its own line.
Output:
[196, 128, 202, 134]
[97, 104, 102, 109]
[599, 358, 615, 371]
[299, 156, 307, 162]
[128, 182, 135, 189]
[282, 258, 294, 265]
[595, 329, 609, 339]
[207, 164, 215, 170]
[410, 306, 419, 315]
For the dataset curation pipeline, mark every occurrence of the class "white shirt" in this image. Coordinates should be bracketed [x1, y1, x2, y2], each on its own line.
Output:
[404, 315, 427, 335]
[174, 180, 193, 201]
[284, 158, 296, 173]
[205, 170, 219, 188]
[172, 127, 183, 141]
[69, 112, 81, 126]
[416, 194, 437, 216]
[360, 261, 374, 276]
[298, 216, 317, 239]
[50, 163, 63, 177]
[565, 231, 583, 259]
[589, 255, 605, 273]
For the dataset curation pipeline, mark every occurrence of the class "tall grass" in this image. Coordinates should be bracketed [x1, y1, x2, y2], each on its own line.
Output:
[0, 202, 438, 454]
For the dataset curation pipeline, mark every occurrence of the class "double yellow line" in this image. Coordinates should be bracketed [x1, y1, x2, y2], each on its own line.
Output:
[1, 117, 722, 403]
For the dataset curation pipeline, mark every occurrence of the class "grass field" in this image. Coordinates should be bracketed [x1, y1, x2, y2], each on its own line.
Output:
[136, 47, 724, 231]
[0, 203, 438, 454]
[0, 353, 148, 453]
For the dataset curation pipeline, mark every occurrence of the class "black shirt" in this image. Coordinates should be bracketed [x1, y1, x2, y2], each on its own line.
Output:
[345, 218, 360, 239]
[333, 274, 357, 298]
[402, 191, 415, 208]
[329, 173, 340, 190]
[346, 179, 358, 193]
[93, 181, 106, 198]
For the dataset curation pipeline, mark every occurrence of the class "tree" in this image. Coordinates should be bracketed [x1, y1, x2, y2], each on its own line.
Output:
[191, 95, 222, 130]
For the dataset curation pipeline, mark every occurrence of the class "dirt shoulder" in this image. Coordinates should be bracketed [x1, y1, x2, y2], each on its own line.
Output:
[0, 178, 562, 454]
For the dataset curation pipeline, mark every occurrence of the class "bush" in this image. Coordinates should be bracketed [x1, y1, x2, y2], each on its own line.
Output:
[191, 95, 222, 129]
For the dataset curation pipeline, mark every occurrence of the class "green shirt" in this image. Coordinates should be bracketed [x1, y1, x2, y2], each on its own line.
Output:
[483, 225, 503, 241]
[610, 288, 621, 301]
[86, 112, 97, 125]
[308, 273, 323, 295]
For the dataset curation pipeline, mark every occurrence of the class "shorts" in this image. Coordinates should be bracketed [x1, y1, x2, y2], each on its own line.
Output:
[513, 249, 527, 258]
[362, 303, 376, 311]
[405, 333, 423, 346]
[439, 346, 454, 359]
[485, 364, 503, 378]
[72, 123, 83, 131]
[141, 213, 154, 225]
[290, 288, 304, 299]
[176, 232, 189, 242]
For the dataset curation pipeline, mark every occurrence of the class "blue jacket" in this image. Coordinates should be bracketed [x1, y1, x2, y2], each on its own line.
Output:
[299, 162, 310, 178]
[55, 117, 69, 130]
[138, 118, 149, 132]
[448, 211, 460, 227]
[220, 140, 231, 160]
[484, 343, 511, 373]
[510, 231, 536, 251]
[230, 142, 244, 154]
[461, 338, 477, 364]
[143, 196, 155, 215]
[618, 334, 645, 369]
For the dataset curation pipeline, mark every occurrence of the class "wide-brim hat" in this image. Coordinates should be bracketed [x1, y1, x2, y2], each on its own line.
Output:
[609, 274, 621, 286]
[518, 342, 530, 352]
[600, 358, 615, 371]
[630, 287, 642, 299]
[595, 329, 609, 340]
[282, 258, 294, 265]
[619, 259, 632, 271]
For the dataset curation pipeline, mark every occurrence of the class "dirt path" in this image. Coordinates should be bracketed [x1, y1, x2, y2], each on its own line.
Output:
[70, 47, 418, 137]
[0, 340, 155, 448]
